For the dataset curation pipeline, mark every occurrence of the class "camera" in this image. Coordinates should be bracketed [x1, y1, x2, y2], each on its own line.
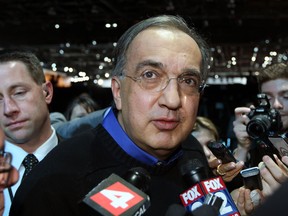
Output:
[246, 93, 282, 139]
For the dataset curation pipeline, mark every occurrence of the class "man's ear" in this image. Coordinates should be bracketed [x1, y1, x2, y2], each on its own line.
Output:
[42, 81, 53, 104]
[111, 76, 122, 110]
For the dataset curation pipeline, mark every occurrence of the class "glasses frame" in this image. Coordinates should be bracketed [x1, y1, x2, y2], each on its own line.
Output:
[123, 73, 207, 94]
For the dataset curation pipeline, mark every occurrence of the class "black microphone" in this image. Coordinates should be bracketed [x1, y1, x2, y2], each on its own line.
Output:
[165, 204, 191, 216]
[165, 203, 218, 216]
[192, 204, 219, 216]
[122, 167, 151, 193]
[82, 167, 151, 216]
[179, 159, 240, 216]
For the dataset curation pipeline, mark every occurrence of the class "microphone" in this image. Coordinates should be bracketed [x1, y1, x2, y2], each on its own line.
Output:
[192, 204, 219, 216]
[166, 204, 190, 216]
[82, 167, 151, 216]
[179, 159, 240, 216]
[165, 203, 218, 216]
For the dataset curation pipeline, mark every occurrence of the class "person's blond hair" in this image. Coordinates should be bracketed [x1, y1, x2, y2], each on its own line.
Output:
[192, 116, 219, 140]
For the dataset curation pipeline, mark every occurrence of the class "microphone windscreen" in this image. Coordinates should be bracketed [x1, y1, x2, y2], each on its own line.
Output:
[180, 159, 208, 186]
[165, 204, 189, 216]
[122, 167, 151, 193]
[192, 204, 218, 216]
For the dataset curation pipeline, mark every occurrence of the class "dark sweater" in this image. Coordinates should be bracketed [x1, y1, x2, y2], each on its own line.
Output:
[10, 124, 209, 216]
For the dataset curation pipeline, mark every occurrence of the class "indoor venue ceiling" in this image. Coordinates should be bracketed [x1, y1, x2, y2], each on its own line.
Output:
[1, 0, 288, 86]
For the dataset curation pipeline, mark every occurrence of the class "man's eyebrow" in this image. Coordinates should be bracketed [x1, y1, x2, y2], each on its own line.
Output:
[181, 68, 202, 80]
[182, 68, 201, 75]
[279, 90, 288, 95]
[135, 60, 164, 72]
[263, 90, 288, 95]
[136, 60, 201, 73]
[134, 60, 202, 80]
[8, 83, 28, 90]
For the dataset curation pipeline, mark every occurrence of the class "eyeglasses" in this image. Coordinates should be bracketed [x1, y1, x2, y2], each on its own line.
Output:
[123, 71, 206, 95]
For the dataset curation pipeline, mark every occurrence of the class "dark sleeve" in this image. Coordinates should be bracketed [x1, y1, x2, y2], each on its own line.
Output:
[55, 108, 107, 139]
[9, 130, 99, 216]
[252, 179, 288, 216]
[10, 174, 81, 216]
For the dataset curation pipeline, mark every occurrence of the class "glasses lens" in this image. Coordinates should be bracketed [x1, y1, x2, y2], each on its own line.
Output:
[178, 76, 201, 95]
[133, 73, 203, 95]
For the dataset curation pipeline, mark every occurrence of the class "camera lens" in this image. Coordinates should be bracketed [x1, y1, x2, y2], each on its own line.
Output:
[246, 115, 271, 138]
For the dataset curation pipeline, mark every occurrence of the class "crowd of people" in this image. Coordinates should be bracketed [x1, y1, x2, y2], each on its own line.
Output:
[0, 14, 287, 216]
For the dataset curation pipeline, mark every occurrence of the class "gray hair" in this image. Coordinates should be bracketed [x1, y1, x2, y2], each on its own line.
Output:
[111, 15, 211, 82]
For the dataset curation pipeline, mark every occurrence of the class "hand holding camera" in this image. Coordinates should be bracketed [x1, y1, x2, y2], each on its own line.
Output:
[246, 93, 282, 139]
[233, 107, 253, 149]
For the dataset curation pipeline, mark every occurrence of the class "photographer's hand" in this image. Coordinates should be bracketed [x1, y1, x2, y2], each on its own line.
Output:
[281, 155, 288, 166]
[0, 129, 19, 215]
[232, 187, 263, 216]
[0, 167, 18, 215]
[233, 107, 253, 164]
[233, 107, 252, 149]
[213, 161, 245, 182]
[259, 155, 288, 197]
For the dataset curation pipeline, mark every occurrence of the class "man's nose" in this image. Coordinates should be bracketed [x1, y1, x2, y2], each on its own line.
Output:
[159, 79, 181, 109]
[3, 98, 19, 116]
[271, 97, 284, 109]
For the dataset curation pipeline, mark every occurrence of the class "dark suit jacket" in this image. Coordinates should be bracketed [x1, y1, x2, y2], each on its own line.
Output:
[51, 107, 109, 139]
[10, 124, 209, 216]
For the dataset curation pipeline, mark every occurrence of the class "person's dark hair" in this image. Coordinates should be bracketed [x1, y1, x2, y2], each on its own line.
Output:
[112, 15, 210, 82]
[65, 93, 99, 120]
[257, 63, 288, 89]
[0, 50, 45, 85]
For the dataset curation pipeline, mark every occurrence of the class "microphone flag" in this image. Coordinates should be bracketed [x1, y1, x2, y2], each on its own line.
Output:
[83, 173, 150, 216]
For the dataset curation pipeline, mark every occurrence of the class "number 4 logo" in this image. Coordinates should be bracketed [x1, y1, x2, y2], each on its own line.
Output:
[90, 182, 144, 215]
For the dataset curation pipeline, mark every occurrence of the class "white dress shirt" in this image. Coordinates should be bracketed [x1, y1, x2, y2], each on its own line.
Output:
[3, 126, 58, 216]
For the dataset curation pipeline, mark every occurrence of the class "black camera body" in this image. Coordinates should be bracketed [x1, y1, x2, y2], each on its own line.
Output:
[246, 93, 282, 139]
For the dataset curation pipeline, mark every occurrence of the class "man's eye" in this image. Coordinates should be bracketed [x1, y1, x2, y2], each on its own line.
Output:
[15, 91, 25, 95]
[283, 93, 288, 99]
[182, 77, 198, 86]
[13, 91, 26, 97]
[141, 71, 158, 79]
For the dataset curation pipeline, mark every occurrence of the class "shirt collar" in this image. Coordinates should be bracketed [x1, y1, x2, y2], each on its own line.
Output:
[5, 126, 58, 169]
[102, 107, 182, 166]
[33, 126, 58, 161]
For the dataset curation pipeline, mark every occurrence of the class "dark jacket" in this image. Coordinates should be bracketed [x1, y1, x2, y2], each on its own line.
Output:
[10, 124, 209, 216]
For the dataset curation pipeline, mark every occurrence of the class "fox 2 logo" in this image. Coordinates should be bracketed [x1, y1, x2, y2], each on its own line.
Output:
[201, 177, 240, 216]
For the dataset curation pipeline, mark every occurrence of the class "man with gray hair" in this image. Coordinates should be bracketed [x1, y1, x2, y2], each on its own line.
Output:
[10, 15, 212, 216]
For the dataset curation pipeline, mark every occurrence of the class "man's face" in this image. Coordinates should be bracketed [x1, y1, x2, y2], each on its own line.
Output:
[112, 28, 202, 160]
[0, 61, 52, 146]
[261, 78, 288, 132]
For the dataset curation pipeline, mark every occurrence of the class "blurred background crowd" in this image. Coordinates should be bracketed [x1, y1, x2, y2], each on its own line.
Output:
[1, 0, 287, 147]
